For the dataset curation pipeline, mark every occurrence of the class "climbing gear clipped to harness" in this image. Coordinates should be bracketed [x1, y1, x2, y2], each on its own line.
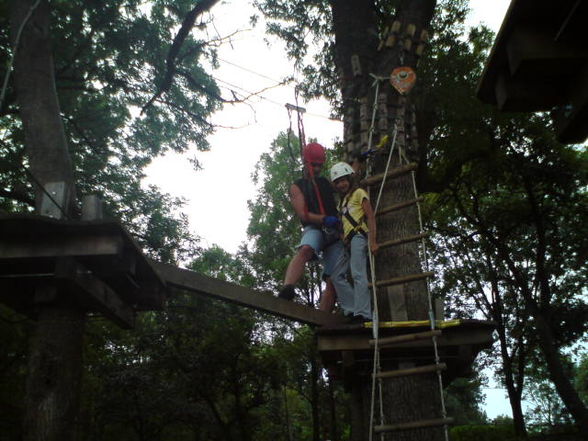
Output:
[339, 190, 368, 243]
[330, 161, 354, 182]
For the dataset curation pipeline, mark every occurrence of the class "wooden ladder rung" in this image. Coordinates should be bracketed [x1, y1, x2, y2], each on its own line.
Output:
[374, 417, 454, 433]
[369, 330, 442, 347]
[371, 271, 434, 288]
[377, 197, 423, 217]
[375, 363, 447, 379]
[378, 232, 429, 250]
[363, 163, 417, 187]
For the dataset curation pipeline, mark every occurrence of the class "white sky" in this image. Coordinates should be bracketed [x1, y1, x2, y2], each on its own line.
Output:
[144, 0, 516, 420]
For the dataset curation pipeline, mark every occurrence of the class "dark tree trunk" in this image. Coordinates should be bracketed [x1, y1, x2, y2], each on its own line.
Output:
[23, 306, 85, 441]
[330, 1, 440, 440]
[10, 0, 76, 210]
[10, 2, 85, 440]
[310, 341, 321, 441]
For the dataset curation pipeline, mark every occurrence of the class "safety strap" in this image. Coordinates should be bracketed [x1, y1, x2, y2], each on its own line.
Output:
[340, 192, 367, 241]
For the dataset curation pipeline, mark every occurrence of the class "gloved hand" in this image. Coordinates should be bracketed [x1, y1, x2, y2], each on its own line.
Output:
[323, 216, 340, 228]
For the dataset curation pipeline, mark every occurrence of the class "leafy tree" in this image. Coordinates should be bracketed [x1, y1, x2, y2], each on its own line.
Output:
[2, 1, 225, 439]
[444, 369, 488, 426]
[1, 0, 225, 261]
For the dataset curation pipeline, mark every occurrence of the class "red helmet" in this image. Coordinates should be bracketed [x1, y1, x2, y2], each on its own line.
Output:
[303, 142, 326, 164]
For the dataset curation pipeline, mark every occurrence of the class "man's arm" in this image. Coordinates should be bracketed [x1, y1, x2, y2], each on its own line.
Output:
[290, 183, 325, 226]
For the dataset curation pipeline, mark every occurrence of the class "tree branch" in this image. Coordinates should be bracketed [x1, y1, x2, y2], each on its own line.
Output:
[141, 0, 221, 114]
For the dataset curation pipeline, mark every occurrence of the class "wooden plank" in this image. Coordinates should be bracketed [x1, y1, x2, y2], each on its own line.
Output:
[370, 330, 441, 347]
[362, 163, 417, 187]
[378, 232, 429, 250]
[372, 271, 434, 288]
[506, 26, 588, 78]
[54, 258, 135, 329]
[317, 323, 495, 352]
[375, 417, 454, 433]
[376, 362, 447, 379]
[377, 197, 423, 216]
[152, 261, 347, 327]
[70, 272, 135, 329]
[0, 234, 124, 260]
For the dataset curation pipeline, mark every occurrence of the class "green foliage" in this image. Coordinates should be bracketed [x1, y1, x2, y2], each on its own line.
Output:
[577, 353, 588, 405]
[450, 423, 519, 441]
[444, 371, 488, 425]
[1, 0, 224, 261]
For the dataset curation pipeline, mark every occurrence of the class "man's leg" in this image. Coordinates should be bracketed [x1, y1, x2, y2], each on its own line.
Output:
[324, 241, 354, 316]
[279, 227, 323, 300]
[283, 245, 315, 286]
[319, 278, 336, 312]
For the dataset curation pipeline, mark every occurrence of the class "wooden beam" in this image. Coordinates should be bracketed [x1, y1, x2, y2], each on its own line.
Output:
[506, 26, 588, 78]
[317, 322, 495, 352]
[377, 197, 423, 217]
[362, 163, 417, 187]
[495, 71, 563, 111]
[375, 417, 454, 433]
[0, 234, 124, 260]
[372, 271, 434, 288]
[152, 261, 347, 327]
[376, 362, 447, 379]
[553, 62, 588, 143]
[370, 330, 441, 347]
[55, 258, 135, 329]
[378, 232, 429, 250]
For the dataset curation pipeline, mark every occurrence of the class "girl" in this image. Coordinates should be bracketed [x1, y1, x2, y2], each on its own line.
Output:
[330, 162, 379, 323]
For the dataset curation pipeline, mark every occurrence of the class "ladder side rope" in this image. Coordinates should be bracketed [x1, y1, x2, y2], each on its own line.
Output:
[363, 81, 449, 440]
[409, 168, 449, 441]
[365, 77, 405, 441]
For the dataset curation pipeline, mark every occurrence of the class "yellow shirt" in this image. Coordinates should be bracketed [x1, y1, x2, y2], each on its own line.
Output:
[339, 188, 369, 239]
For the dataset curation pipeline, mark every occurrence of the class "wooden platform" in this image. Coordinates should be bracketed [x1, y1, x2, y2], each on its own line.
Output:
[0, 214, 166, 328]
[154, 261, 348, 327]
[316, 319, 495, 384]
[477, 0, 588, 143]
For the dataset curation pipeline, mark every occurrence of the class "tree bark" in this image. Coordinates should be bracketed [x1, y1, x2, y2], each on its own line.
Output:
[10, 2, 85, 440]
[330, 1, 441, 440]
[10, 0, 76, 211]
[23, 306, 86, 441]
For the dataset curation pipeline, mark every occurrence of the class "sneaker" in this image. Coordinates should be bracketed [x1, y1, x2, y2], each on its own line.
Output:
[278, 284, 296, 301]
[349, 315, 370, 324]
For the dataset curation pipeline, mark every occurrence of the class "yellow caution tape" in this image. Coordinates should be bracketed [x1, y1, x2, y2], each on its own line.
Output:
[364, 319, 462, 329]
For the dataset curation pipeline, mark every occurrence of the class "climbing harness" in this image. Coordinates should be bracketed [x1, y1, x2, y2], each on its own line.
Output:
[360, 72, 450, 441]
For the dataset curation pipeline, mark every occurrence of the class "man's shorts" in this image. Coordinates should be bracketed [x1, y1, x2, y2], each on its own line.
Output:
[297, 226, 345, 279]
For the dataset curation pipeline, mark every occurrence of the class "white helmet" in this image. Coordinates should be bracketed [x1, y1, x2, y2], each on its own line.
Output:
[330, 162, 354, 182]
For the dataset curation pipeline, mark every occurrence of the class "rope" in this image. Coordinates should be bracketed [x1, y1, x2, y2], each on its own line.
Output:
[365, 76, 401, 441]
[363, 78, 448, 441]
[409, 168, 449, 441]
[0, 0, 42, 112]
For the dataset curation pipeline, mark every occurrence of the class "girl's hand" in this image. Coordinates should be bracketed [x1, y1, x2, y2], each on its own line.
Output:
[370, 240, 379, 255]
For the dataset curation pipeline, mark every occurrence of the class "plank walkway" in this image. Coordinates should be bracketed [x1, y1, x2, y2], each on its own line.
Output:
[152, 261, 347, 327]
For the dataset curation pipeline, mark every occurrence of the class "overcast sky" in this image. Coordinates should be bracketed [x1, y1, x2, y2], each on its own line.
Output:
[144, 0, 515, 419]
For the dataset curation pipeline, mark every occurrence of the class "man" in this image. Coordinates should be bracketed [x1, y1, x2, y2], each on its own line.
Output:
[278, 143, 355, 319]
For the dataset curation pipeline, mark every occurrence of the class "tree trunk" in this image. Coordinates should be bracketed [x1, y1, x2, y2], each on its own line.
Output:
[10, 0, 76, 210]
[310, 340, 321, 441]
[330, 1, 440, 440]
[10, 2, 85, 440]
[23, 306, 86, 441]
